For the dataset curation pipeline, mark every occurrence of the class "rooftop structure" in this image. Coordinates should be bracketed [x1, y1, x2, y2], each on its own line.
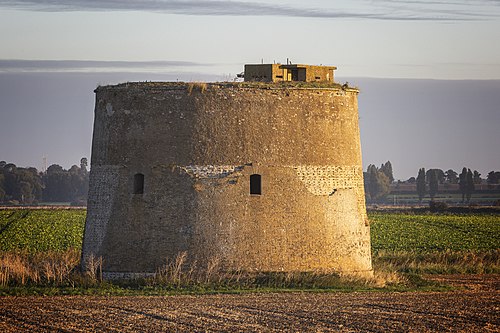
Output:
[244, 63, 336, 82]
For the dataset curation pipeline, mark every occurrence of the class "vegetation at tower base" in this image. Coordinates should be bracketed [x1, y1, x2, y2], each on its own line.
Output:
[82, 80, 372, 278]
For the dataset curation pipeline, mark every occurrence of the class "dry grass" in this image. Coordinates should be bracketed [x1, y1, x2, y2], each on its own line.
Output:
[0, 249, 81, 287]
[3, 249, 494, 291]
[147, 252, 399, 290]
[0, 250, 108, 288]
[83, 253, 103, 284]
[2, 250, 388, 290]
[151, 253, 246, 288]
[187, 82, 207, 94]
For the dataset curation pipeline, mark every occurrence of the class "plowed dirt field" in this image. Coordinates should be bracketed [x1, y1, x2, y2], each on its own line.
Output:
[0, 275, 498, 332]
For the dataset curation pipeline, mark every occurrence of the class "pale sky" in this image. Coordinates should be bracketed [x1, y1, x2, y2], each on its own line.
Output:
[1, 0, 500, 79]
[0, 0, 499, 179]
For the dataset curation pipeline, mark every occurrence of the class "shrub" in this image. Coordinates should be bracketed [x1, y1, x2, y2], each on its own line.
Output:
[429, 201, 448, 212]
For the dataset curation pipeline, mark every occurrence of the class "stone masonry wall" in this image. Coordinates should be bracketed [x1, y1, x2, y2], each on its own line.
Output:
[82, 82, 372, 277]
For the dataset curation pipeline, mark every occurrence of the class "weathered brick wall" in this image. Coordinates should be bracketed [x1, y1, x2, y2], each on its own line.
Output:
[82, 82, 372, 277]
[81, 165, 121, 258]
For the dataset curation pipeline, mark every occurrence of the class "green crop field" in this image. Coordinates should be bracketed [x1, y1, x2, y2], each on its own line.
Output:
[370, 212, 500, 253]
[0, 209, 499, 254]
[0, 209, 86, 252]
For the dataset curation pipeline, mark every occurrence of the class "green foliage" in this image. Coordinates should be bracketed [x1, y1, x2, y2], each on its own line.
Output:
[0, 162, 43, 204]
[0, 209, 86, 252]
[370, 212, 500, 253]
[43, 163, 88, 203]
[0, 159, 89, 204]
[364, 164, 390, 202]
[428, 201, 448, 212]
[379, 161, 394, 183]
[445, 169, 458, 184]
[473, 170, 482, 184]
[466, 168, 474, 202]
[416, 168, 426, 202]
[428, 169, 439, 200]
[459, 167, 467, 202]
[426, 169, 445, 184]
[487, 171, 500, 185]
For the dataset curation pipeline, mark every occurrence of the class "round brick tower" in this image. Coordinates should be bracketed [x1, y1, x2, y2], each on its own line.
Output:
[82, 81, 372, 277]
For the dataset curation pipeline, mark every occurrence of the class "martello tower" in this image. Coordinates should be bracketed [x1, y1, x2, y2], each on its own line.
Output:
[82, 63, 372, 277]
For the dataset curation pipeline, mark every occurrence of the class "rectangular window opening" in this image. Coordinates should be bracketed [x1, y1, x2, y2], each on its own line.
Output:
[250, 174, 262, 195]
[133, 173, 144, 194]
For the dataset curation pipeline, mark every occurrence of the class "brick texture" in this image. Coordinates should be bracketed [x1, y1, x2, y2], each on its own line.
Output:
[82, 82, 372, 277]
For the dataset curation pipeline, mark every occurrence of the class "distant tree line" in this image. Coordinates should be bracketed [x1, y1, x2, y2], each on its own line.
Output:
[0, 158, 89, 205]
[364, 161, 500, 204]
[363, 161, 393, 202]
[415, 167, 494, 203]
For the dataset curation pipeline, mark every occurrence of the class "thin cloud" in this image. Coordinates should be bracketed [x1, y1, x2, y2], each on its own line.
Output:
[0, 0, 491, 21]
[0, 59, 210, 73]
[378, 0, 499, 5]
[370, 0, 500, 18]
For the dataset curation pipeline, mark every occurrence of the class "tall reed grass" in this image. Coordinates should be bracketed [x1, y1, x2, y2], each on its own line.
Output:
[0, 249, 103, 288]
[0, 249, 79, 287]
[187, 82, 207, 94]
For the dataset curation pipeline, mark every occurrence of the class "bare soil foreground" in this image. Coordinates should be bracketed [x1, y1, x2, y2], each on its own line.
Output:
[0, 275, 498, 333]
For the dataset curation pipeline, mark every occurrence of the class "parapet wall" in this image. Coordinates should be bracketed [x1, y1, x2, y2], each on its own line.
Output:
[82, 82, 372, 277]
